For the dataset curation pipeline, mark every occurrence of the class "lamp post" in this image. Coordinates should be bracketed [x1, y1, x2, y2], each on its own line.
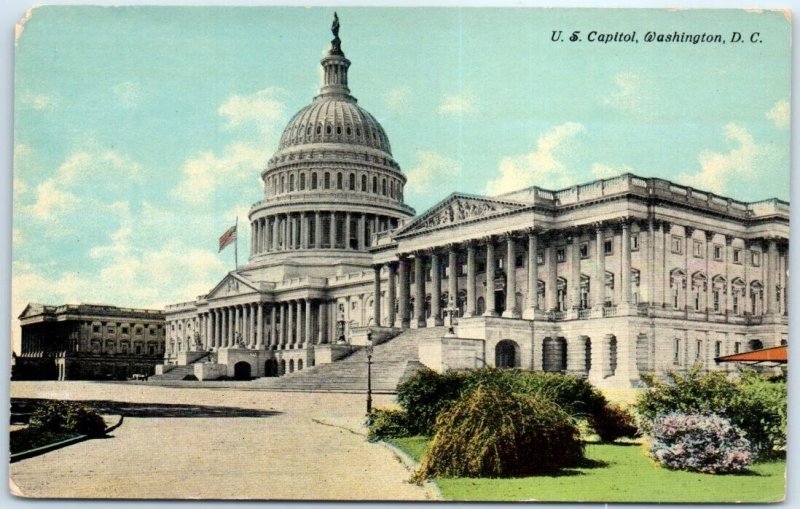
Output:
[366, 327, 373, 415]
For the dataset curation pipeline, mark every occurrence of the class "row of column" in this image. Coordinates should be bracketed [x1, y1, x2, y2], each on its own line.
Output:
[194, 299, 330, 351]
[250, 212, 398, 255]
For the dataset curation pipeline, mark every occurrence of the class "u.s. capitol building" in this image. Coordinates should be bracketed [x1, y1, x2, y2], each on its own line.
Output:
[158, 17, 788, 389]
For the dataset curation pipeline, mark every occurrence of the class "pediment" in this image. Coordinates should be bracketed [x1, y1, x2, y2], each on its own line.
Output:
[206, 273, 261, 300]
[18, 303, 46, 319]
[395, 193, 526, 237]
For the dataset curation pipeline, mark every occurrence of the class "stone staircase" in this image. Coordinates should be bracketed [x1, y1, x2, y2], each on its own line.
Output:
[252, 326, 444, 393]
[149, 352, 216, 382]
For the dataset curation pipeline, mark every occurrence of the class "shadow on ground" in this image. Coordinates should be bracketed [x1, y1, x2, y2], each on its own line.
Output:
[11, 398, 282, 423]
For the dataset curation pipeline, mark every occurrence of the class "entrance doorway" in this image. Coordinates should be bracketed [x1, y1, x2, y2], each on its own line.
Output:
[495, 340, 519, 368]
[233, 361, 252, 380]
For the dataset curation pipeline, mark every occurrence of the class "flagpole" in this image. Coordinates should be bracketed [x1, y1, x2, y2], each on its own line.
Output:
[234, 216, 239, 271]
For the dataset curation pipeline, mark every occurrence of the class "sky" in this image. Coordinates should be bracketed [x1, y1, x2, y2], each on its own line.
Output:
[11, 6, 791, 351]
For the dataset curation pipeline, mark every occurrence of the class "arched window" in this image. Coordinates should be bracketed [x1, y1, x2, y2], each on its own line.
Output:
[289, 174, 295, 192]
[349, 173, 355, 191]
[337, 172, 343, 190]
[326, 125, 331, 135]
[299, 173, 306, 190]
[280, 175, 285, 193]
[324, 172, 330, 189]
[609, 336, 618, 375]
[311, 172, 318, 190]
[361, 174, 367, 191]
[390, 180, 395, 198]
[382, 178, 387, 196]
[372, 176, 378, 193]
[316, 124, 321, 135]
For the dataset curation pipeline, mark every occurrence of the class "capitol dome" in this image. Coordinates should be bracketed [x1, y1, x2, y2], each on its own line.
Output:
[248, 14, 414, 268]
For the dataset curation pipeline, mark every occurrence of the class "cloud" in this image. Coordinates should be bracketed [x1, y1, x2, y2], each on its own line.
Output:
[112, 81, 141, 107]
[485, 122, 586, 195]
[405, 150, 461, 193]
[677, 123, 772, 194]
[218, 87, 286, 134]
[438, 90, 476, 115]
[766, 99, 789, 128]
[602, 72, 643, 113]
[385, 86, 412, 113]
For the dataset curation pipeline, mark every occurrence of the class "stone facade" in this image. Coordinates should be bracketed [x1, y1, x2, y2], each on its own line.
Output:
[161, 17, 789, 388]
[15, 303, 166, 380]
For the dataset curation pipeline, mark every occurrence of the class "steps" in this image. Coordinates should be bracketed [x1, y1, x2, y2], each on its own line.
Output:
[149, 365, 196, 381]
[252, 326, 443, 393]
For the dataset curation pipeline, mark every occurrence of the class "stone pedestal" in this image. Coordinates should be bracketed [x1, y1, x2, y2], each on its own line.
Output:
[418, 335, 484, 373]
[314, 344, 355, 365]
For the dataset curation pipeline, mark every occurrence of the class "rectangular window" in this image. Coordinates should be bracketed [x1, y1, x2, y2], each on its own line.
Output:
[149, 328, 156, 335]
[92, 325, 100, 333]
[714, 245, 723, 261]
[135, 327, 143, 335]
[477, 262, 485, 273]
[714, 341, 721, 358]
[536, 251, 544, 265]
[122, 326, 129, 334]
[579, 242, 589, 259]
[631, 233, 639, 251]
[604, 239, 613, 255]
[693, 240, 703, 258]
[556, 248, 566, 263]
[671, 236, 683, 254]
[460, 264, 467, 276]
[733, 249, 742, 264]
[751, 250, 761, 267]
[713, 290, 720, 312]
[696, 340, 702, 359]
[515, 255, 524, 268]
[734, 342, 741, 354]
[673, 339, 681, 364]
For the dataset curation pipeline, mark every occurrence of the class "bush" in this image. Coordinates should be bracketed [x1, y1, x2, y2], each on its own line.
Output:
[366, 408, 412, 441]
[396, 368, 468, 436]
[28, 401, 106, 437]
[636, 368, 786, 454]
[649, 413, 753, 474]
[588, 403, 639, 442]
[414, 385, 583, 480]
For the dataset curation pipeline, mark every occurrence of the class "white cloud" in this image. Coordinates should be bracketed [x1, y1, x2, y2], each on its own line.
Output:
[112, 81, 141, 107]
[485, 122, 586, 195]
[438, 90, 476, 115]
[602, 72, 642, 113]
[677, 123, 771, 194]
[385, 86, 412, 113]
[766, 99, 789, 128]
[405, 150, 461, 193]
[590, 162, 635, 179]
[218, 87, 286, 134]
[19, 92, 53, 110]
[28, 179, 79, 220]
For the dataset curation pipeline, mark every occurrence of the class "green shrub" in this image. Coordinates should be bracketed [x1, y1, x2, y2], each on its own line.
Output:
[636, 368, 786, 455]
[28, 401, 106, 437]
[588, 403, 639, 442]
[366, 408, 412, 441]
[396, 368, 468, 435]
[414, 385, 583, 480]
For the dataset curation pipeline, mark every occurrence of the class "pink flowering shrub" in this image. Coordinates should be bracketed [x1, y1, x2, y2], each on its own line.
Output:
[649, 413, 752, 474]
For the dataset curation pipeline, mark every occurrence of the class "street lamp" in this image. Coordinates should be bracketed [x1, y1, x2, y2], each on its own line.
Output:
[366, 326, 374, 415]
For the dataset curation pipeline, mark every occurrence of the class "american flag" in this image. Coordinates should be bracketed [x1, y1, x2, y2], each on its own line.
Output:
[218, 224, 237, 252]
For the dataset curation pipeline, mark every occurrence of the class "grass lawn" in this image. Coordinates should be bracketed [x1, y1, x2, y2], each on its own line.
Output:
[389, 437, 786, 503]
[10, 428, 81, 455]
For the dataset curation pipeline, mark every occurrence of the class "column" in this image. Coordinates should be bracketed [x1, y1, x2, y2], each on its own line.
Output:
[373, 265, 382, 326]
[465, 241, 476, 317]
[684, 226, 694, 311]
[318, 301, 328, 344]
[414, 253, 426, 327]
[314, 211, 322, 248]
[570, 232, 581, 309]
[250, 223, 255, 256]
[270, 305, 277, 349]
[358, 214, 366, 250]
[329, 212, 337, 248]
[305, 299, 312, 346]
[206, 312, 213, 349]
[766, 238, 777, 315]
[484, 238, 497, 316]
[226, 307, 232, 347]
[662, 221, 671, 308]
[448, 245, 458, 313]
[503, 234, 519, 318]
[278, 302, 286, 347]
[286, 301, 295, 347]
[621, 220, 632, 307]
[248, 303, 256, 347]
[546, 236, 558, 312]
[593, 224, 605, 310]
[256, 303, 264, 349]
[297, 300, 305, 347]
[398, 256, 411, 328]
[345, 212, 352, 249]
[705, 231, 714, 313]
[524, 230, 538, 318]
[387, 262, 397, 327]
[431, 252, 443, 325]
[214, 309, 221, 349]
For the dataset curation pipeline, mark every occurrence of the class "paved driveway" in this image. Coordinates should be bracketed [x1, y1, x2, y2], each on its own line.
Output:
[9, 382, 433, 500]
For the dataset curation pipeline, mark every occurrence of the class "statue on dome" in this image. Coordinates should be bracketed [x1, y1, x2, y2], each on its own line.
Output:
[332, 12, 340, 38]
[330, 12, 343, 55]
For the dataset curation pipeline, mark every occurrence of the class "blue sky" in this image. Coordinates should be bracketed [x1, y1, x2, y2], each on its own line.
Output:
[12, 6, 790, 348]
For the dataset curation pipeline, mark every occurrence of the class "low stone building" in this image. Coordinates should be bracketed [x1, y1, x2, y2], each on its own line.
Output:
[15, 303, 166, 381]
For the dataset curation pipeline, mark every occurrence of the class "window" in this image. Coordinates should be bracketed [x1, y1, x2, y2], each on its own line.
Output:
[734, 342, 741, 354]
[604, 239, 613, 255]
[107, 325, 115, 333]
[671, 235, 683, 254]
[579, 242, 589, 258]
[299, 173, 306, 190]
[372, 176, 378, 193]
[311, 173, 318, 189]
[122, 326, 129, 334]
[93, 325, 100, 333]
[515, 255, 524, 268]
[631, 233, 639, 251]
[324, 172, 330, 189]
[713, 245, 723, 261]
[289, 174, 295, 191]
[361, 174, 367, 191]
[336, 173, 343, 190]
[135, 327, 143, 335]
[714, 341, 721, 357]
[696, 340, 702, 360]
[713, 289, 720, 312]
[751, 250, 761, 267]
[673, 339, 681, 364]
[536, 251, 544, 265]
[556, 248, 566, 263]
[349, 173, 355, 191]
[733, 249, 742, 264]
[149, 328, 156, 335]
[693, 240, 703, 258]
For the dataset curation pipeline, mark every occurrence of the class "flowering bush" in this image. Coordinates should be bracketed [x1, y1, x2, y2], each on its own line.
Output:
[649, 413, 752, 474]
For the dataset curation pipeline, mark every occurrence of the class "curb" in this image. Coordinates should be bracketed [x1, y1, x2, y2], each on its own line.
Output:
[378, 439, 443, 501]
[10, 414, 124, 464]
